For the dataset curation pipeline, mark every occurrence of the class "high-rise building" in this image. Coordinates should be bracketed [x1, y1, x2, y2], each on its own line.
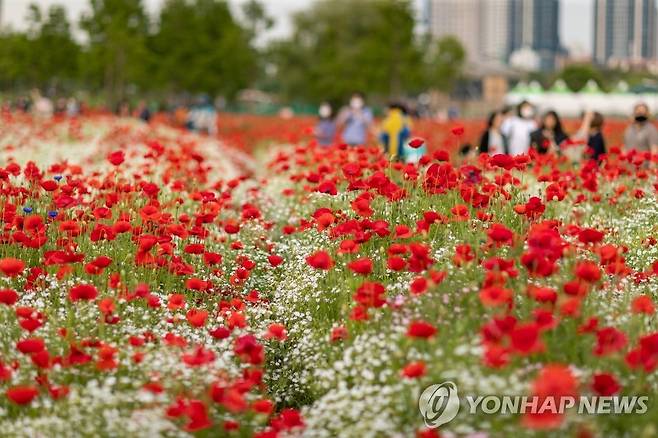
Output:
[428, 0, 482, 63]
[480, 0, 511, 63]
[427, 0, 561, 71]
[428, 0, 511, 64]
[593, 0, 656, 65]
[508, 0, 561, 70]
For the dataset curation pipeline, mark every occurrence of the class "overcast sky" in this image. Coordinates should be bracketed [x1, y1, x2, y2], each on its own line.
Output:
[1, 0, 593, 55]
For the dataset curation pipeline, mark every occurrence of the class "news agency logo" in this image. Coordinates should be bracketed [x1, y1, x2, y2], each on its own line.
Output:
[418, 381, 460, 428]
[419, 381, 649, 428]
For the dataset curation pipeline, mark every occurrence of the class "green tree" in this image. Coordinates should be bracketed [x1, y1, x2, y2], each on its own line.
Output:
[558, 64, 605, 91]
[0, 4, 79, 91]
[427, 36, 465, 93]
[0, 33, 32, 89]
[80, 0, 150, 106]
[241, 0, 273, 42]
[271, 0, 424, 104]
[149, 0, 257, 98]
[26, 4, 80, 90]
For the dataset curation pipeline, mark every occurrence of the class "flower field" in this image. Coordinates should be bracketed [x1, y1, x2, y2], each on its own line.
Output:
[2, 112, 658, 437]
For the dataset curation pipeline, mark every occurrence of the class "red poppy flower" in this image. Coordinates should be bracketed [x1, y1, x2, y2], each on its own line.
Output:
[594, 327, 627, 356]
[184, 400, 212, 432]
[265, 323, 287, 341]
[16, 337, 45, 354]
[252, 399, 274, 415]
[402, 361, 426, 378]
[352, 281, 386, 308]
[407, 320, 437, 339]
[69, 284, 98, 302]
[0, 258, 25, 277]
[631, 295, 655, 314]
[107, 150, 125, 166]
[509, 323, 544, 355]
[490, 154, 515, 170]
[0, 289, 19, 305]
[186, 309, 208, 328]
[347, 257, 373, 275]
[410, 277, 428, 295]
[40, 180, 58, 191]
[330, 326, 348, 342]
[234, 335, 264, 365]
[523, 364, 577, 429]
[6, 386, 38, 405]
[479, 286, 512, 307]
[592, 373, 621, 396]
[306, 250, 334, 270]
[271, 408, 304, 430]
[267, 254, 284, 267]
[185, 278, 210, 291]
[488, 223, 514, 244]
[387, 256, 406, 271]
[224, 220, 240, 234]
[578, 228, 604, 244]
[451, 125, 465, 136]
[574, 261, 601, 282]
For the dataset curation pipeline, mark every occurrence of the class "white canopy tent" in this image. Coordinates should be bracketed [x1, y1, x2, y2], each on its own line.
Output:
[505, 81, 658, 117]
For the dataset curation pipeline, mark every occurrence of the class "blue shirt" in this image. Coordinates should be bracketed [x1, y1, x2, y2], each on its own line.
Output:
[341, 108, 373, 146]
[316, 119, 336, 146]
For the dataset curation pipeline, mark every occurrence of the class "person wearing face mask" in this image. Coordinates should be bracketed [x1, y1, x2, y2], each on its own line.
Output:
[500, 100, 538, 155]
[315, 102, 337, 147]
[337, 92, 374, 146]
[624, 103, 658, 154]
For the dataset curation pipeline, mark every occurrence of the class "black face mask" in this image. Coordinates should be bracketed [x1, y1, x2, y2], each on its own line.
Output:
[635, 115, 648, 123]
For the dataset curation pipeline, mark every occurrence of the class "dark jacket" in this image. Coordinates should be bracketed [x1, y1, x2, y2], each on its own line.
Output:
[587, 131, 606, 160]
[530, 129, 568, 154]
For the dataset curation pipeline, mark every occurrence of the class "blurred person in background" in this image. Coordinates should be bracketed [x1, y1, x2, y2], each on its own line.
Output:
[624, 102, 658, 154]
[15, 96, 31, 113]
[54, 98, 67, 116]
[116, 100, 131, 117]
[586, 112, 606, 161]
[479, 110, 508, 155]
[136, 100, 151, 123]
[379, 102, 411, 160]
[501, 100, 537, 155]
[574, 111, 606, 161]
[187, 95, 217, 135]
[337, 92, 373, 146]
[66, 97, 80, 117]
[315, 102, 336, 147]
[31, 89, 53, 120]
[530, 110, 568, 154]
[173, 104, 189, 129]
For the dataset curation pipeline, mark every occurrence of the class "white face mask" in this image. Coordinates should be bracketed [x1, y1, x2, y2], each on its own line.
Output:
[319, 104, 332, 118]
[350, 97, 364, 110]
[520, 106, 534, 119]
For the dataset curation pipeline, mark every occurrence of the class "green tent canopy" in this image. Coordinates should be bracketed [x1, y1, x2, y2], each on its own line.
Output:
[581, 79, 603, 94]
[510, 81, 529, 94]
[527, 81, 543, 94]
[548, 79, 570, 93]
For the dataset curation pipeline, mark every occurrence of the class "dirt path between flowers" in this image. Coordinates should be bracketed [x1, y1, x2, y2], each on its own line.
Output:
[0, 116, 256, 182]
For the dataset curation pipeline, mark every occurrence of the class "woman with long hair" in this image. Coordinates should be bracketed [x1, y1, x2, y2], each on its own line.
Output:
[530, 110, 568, 154]
[479, 110, 508, 155]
